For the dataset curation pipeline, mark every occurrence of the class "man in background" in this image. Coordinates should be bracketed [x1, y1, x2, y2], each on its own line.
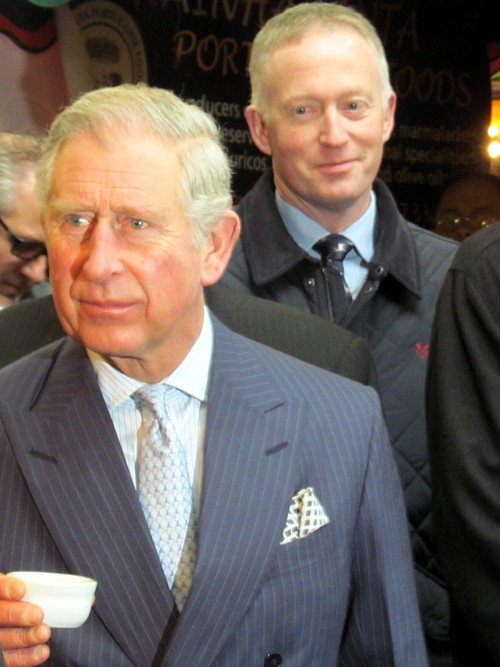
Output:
[428, 221, 500, 665]
[434, 172, 500, 242]
[221, 3, 458, 662]
[0, 133, 48, 308]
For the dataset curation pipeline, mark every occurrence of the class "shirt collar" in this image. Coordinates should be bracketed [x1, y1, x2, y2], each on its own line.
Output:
[89, 306, 213, 408]
[276, 189, 376, 263]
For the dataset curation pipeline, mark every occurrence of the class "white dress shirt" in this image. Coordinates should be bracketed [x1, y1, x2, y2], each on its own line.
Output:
[88, 307, 213, 515]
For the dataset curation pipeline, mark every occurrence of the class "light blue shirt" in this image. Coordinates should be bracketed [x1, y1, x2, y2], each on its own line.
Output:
[276, 191, 377, 297]
[88, 307, 213, 515]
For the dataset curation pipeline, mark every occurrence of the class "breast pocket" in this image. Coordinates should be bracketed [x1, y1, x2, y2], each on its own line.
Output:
[269, 522, 347, 581]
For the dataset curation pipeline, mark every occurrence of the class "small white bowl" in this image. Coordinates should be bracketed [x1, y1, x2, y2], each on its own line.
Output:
[7, 571, 97, 628]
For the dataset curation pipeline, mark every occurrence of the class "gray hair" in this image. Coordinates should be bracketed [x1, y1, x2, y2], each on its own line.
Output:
[249, 2, 394, 118]
[37, 84, 232, 247]
[0, 133, 44, 217]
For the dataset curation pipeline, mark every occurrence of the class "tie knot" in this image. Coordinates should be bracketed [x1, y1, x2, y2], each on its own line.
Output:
[314, 234, 354, 264]
[134, 383, 169, 419]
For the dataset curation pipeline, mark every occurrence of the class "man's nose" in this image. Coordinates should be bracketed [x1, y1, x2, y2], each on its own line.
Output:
[19, 254, 48, 284]
[319, 109, 349, 146]
[81, 221, 123, 282]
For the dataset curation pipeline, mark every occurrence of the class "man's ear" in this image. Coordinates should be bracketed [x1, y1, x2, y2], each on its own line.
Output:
[244, 106, 272, 156]
[200, 209, 241, 286]
[382, 92, 397, 142]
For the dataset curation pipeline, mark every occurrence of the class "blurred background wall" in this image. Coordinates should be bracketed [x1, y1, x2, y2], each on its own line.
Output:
[1, 0, 498, 227]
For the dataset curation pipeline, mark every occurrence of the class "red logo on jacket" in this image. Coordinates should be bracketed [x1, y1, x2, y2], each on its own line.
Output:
[415, 343, 429, 359]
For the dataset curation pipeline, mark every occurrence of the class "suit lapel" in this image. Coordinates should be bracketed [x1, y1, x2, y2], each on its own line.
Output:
[5, 340, 176, 666]
[165, 320, 307, 665]
[6, 325, 309, 665]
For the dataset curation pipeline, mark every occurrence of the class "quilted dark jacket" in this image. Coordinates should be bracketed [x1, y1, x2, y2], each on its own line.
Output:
[222, 170, 458, 651]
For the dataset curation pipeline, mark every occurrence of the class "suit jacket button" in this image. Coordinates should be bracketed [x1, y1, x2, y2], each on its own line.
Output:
[264, 654, 282, 666]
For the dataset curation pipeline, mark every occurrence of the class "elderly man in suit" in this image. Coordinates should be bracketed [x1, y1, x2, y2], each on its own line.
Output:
[0, 83, 426, 666]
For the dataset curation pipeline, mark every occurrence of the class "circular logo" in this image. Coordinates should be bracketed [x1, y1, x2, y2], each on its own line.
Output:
[73, 0, 148, 87]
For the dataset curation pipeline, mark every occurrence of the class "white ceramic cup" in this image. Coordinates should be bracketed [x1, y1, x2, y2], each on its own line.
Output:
[7, 571, 97, 628]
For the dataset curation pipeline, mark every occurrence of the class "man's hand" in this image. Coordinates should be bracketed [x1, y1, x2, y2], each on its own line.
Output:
[0, 575, 51, 666]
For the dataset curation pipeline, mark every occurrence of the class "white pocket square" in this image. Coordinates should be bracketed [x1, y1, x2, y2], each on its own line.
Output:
[280, 486, 330, 545]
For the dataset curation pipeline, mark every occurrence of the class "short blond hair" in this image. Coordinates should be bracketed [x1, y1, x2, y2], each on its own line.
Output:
[249, 2, 393, 118]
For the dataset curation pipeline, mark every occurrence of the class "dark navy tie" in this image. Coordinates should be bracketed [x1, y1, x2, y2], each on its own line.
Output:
[314, 234, 354, 321]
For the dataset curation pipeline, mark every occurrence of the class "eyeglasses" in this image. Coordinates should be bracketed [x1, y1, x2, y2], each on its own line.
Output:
[435, 213, 498, 234]
[0, 217, 47, 261]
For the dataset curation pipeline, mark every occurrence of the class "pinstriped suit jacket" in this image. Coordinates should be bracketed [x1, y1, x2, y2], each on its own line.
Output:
[0, 318, 426, 666]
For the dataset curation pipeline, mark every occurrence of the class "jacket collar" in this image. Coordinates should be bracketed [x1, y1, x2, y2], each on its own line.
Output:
[237, 170, 421, 299]
[3, 339, 175, 666]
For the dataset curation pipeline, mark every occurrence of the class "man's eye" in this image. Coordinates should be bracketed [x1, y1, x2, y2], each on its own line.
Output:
[67, 215, 91, 227]
[294, 106, 308, 115]
[130, 219, 148, 230]
[343, 101, 368, 113]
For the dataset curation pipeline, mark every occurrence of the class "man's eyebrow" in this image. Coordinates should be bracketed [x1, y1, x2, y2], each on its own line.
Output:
[47, 200, 90, 214]
[48, 200, 162, 218]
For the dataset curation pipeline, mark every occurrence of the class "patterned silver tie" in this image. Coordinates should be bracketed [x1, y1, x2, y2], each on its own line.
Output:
[134, 383, 196, 611]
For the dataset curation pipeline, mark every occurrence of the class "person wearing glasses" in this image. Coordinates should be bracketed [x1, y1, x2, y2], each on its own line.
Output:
[0, 133, 48, 309]
[434, 172, 500, 242]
